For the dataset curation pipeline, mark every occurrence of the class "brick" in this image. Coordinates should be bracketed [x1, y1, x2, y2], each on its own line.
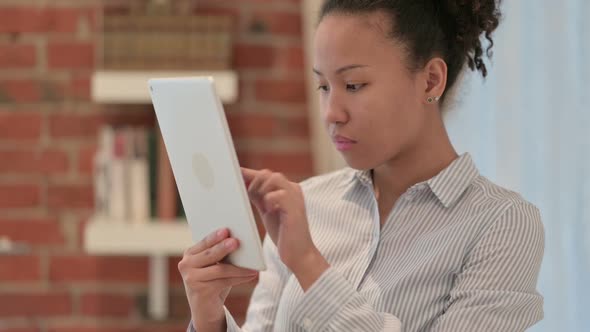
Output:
[49, 255, 149, 283]
[78, 144, 97, 175]
[80, 292, 135, 317]
[283, 115, 309, 137]
[0, 7, 94, 34]
[191, 7, 240, 31]
[275, 45, 305, 70]
[64, 75, 91, 101]
[234, 43, 304, 71]
[0, 148, 69, 175]
[47, 42, 94, 70]
[0, 80, 42, 103]
[45, 7, 94, 34]
[77, 217, 91, 249]
[233, 44, 274, 69]
[0, 184, 40, 209]
[80, 7, 100, 32]
[0, 255, 41, 281]
[0, 112, 42, 141]
[47, 184, 94, 210]
[227, 113, 275, 138]
[249, 11, 301, 36]
[48, 113, 101, 139]
[103, 5, 131, 16]
[227, 113, 308, 138]
[38, 77, 91, 102]
[255, 79, 307, 104]
[0, 44, 36, 68]
[0, 328, 39, 332]
[0, 291, 72, 317]
[168, 256, 183, 286]
[0, 7, 45, 33]
[0, 218, 65, 245]
[168, 293, 190, 319]
[238, 152, 313, 175]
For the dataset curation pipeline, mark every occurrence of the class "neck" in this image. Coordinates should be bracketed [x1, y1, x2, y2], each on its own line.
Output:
[372, 112, 458, 200]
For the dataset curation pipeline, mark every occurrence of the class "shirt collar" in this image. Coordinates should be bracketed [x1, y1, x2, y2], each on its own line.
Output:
[426, 153, 479, 208]
[351, 153, 479, 208]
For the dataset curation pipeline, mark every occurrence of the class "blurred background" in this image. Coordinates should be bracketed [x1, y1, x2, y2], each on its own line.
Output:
[0, 0, 588, 331]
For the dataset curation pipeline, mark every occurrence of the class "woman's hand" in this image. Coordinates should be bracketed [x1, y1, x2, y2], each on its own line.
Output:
[241, 168, 330, 290]
[178, 228, 259, 331]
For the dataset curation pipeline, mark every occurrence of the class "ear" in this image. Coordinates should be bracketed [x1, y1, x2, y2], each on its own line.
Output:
[420, 57, 447, 104]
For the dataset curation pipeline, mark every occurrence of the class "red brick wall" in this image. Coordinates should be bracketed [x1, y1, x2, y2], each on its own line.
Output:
[0, 1, 311, 331]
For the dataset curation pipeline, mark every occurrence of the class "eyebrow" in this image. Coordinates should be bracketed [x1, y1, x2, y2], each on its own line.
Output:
[312, 64, 368, 76]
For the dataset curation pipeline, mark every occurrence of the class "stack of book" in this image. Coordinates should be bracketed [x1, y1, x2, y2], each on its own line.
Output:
[93, 125, 184, 224]
[102, 14, 233, 70]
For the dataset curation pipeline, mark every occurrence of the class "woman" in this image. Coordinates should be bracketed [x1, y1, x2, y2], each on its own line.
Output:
[180, 0, 544, 331]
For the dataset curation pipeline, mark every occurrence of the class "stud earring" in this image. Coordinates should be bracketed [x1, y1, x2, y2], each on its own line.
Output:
[427, 96, 441, 103]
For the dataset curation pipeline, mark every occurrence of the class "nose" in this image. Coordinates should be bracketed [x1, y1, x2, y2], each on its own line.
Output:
[322, 91, 349, 125]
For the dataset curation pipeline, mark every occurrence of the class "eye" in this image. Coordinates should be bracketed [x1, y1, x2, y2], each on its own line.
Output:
[346, 83, 366, 92]
[317, 84, 329, 92]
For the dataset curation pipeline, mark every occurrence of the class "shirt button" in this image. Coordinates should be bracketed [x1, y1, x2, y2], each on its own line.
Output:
[302, 317, 313, 329]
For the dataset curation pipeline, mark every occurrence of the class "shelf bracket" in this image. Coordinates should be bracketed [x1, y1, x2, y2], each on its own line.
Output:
[149, 255, 169, 320]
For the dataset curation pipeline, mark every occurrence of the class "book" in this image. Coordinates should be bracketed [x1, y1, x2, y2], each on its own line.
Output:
[101, 13, 233, 70]
[129, 128, 150, 224]
[155, 125, 177, 221]
[93, 125, 186, 223]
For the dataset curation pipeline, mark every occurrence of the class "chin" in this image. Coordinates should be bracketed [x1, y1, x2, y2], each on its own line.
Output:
[341, 154, 376, 171]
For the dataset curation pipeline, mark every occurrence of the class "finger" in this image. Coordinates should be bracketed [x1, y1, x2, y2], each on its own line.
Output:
[185, 228, 229, 256]
[263, 189, 288, 214]
[193, 237, 240, 268]
[204, 275, 259, 290]
[241, 167, 258, 184]
[196, 263, 259, 282]
[247, 170, 273, 213]
[248, 169, 272, 195]
[259, 172, 288, 195]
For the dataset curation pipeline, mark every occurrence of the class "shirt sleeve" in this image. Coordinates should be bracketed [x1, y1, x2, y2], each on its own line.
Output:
[187, 235, 291, 332]
[430, 202, 545, 331]
[289, 202, 544, 332]
[187, 306, 241, 332]
[290, 267, 402, 331]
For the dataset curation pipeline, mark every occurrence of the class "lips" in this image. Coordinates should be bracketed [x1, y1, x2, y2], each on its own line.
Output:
[332, 135, 357, 151]
[333, 135, 356, 143]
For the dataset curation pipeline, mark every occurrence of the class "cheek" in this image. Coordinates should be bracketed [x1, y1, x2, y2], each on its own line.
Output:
[319, 96, 331, 127]
[362, 97, 419, 147]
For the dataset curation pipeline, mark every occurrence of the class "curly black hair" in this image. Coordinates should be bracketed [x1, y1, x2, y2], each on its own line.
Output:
[319, 0, 502, 102]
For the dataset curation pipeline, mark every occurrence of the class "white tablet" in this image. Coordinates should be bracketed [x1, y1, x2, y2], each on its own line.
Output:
[148, 77, 266, 271]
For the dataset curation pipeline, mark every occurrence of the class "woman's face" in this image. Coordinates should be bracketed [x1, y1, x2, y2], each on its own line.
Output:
[313, 12, 427, 170]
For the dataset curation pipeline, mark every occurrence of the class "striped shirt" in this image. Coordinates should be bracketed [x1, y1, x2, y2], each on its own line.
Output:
[189, 153, 544, 331]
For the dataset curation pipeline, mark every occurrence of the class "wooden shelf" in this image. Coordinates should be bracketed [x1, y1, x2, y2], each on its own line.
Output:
[91, 70, 238, 104]
[84, 217, 194, 321]
[84, 217, 192, 256]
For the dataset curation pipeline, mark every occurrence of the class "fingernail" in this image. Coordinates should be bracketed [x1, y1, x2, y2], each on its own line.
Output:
[217, 229, 225, 238]
[224, 238, 235, 248]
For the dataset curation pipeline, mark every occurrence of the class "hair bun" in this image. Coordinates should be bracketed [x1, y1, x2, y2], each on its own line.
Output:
[442, 0, 501, 77]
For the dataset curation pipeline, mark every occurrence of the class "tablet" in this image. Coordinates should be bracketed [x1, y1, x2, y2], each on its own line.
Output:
[148, 77, 266, 271]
